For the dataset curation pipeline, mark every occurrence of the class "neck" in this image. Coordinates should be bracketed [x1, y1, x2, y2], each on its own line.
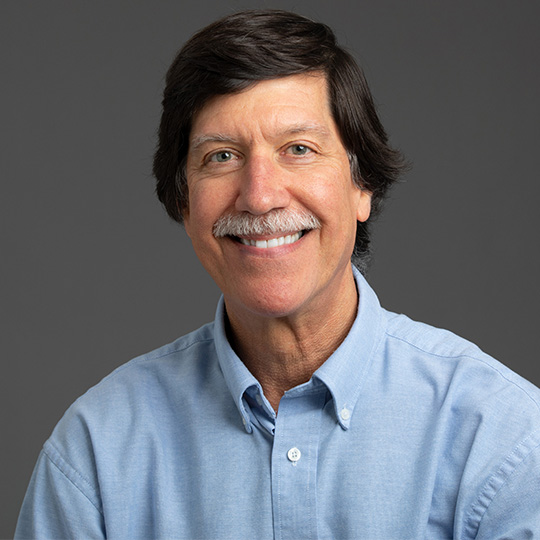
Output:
[224, 270, 358, 411]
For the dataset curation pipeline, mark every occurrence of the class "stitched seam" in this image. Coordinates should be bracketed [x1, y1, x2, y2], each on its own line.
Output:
[386, 332, 540, 411]
[464, 433, 540, 538]
[114, 336, 215, 372]
[43, 443, 103, 516]
[386, 330, 484, 359]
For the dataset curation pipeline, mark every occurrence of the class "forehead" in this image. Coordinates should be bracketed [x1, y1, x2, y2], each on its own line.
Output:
[189, 73, 338, 143]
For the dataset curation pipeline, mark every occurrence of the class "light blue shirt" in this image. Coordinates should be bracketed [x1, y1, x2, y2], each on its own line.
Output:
[16, 268, 540, 539]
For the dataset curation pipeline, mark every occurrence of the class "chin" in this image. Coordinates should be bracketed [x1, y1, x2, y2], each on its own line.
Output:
[225, 281, 312, 321]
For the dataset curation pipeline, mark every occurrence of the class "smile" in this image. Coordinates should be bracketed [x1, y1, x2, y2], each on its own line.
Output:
[237, 231, 303, 248]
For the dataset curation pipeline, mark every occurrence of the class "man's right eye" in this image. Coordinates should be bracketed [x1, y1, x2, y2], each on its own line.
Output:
[208, 151, 234, 163]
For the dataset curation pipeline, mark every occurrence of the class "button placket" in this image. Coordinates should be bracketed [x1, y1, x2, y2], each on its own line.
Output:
[270, 389, 325, 539]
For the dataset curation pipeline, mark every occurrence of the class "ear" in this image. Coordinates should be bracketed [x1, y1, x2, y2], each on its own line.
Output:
[356, 189, 372, 223]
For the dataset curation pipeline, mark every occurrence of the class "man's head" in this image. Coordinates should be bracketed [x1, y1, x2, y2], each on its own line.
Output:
[153, 9, 406, 272]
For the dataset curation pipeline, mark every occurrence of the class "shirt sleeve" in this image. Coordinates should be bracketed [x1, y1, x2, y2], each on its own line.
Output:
[15, 445, 105, 540]
[469, 435, 540, 539]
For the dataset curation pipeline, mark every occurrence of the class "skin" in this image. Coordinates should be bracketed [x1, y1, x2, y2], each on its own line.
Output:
[184, 73, 371, 411]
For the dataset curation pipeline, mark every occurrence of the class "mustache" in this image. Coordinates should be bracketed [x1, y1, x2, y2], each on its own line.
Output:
[212, 210, 321, 238]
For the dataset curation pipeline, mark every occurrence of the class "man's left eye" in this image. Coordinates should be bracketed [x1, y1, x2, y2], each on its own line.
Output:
[287, 144, 311, 156]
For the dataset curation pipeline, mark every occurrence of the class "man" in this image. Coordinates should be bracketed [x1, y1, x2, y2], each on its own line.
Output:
[16, 10, 540, 539]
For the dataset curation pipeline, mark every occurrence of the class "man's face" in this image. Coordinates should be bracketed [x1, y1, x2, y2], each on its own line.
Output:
[184, 73, 371, 323]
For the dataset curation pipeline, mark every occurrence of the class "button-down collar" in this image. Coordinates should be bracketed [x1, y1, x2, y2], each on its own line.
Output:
[213, 311, 259, 433]
[214, 266, 386, 432]
[314, 266, 385, 429]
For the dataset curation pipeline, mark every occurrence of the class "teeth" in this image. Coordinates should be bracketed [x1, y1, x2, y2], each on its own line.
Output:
[239, 231, 303, 248]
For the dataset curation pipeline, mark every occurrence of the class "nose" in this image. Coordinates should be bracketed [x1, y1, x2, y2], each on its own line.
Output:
[235, 154, 291, 215]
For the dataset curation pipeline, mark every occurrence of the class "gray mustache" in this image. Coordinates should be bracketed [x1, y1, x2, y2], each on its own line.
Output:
[213, 210, 321, 238]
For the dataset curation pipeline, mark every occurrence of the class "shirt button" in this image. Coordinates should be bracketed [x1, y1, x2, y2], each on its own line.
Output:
[287, 447, 301, 462]
[340, 408, 351, 421]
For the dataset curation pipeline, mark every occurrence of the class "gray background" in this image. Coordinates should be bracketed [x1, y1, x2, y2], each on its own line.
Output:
[2, 0, 539, 536]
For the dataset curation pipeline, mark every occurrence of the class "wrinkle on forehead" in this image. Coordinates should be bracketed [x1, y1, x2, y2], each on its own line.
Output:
[189, 123, 333, 151]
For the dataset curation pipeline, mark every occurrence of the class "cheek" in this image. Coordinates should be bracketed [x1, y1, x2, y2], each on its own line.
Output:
[187, 183, 222, 230]
[308, 173, 361, 223]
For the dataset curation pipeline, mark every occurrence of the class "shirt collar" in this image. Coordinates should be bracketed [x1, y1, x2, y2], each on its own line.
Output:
[313, 266, 385, 429]
[213, 299, 261, 433]
[213, 265, 386, 432]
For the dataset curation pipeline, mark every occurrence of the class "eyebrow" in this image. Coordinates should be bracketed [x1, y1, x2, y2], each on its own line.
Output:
[189, 124, 332, 152]
[189, 133, 240, 152]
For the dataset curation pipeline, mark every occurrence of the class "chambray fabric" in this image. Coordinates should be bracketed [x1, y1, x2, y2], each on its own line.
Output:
[16, 268, 540, 539]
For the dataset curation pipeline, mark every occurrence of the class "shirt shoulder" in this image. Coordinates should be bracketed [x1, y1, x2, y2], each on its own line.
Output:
[384, 309, 540, 408]
[386, 309, 492, 359]
[84, 321, 217, 396]
[44, 322, 221, 478]
[118, 320, 216, 369]
[16, 322, 228, 540]
[383, 311, 540, 537]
